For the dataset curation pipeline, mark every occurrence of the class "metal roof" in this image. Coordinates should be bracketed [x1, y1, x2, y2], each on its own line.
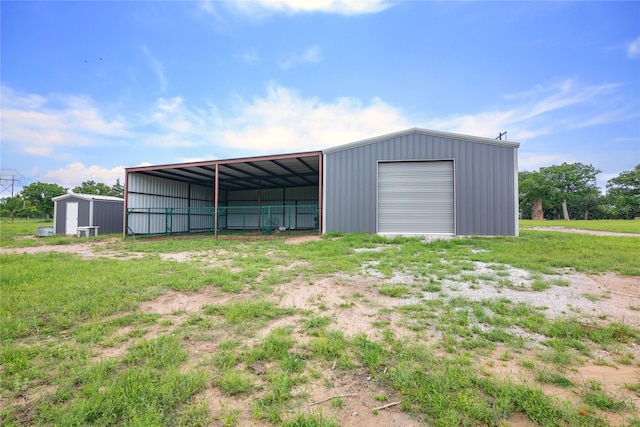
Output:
[53, 193, 124, 202]
[126, 151, 321, 191]
[322, 127, 520, 155]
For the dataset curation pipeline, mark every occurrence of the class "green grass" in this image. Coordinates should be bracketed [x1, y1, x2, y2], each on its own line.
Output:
[520, 219, 640, 234]
[0, 218, 122, 248]
[378, 284, 411, 297]
[2, 226, 638, 426]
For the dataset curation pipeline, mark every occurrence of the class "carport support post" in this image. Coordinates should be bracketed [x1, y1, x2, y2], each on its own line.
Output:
[214, 163, 219, 239]
[317, 153, 323, 236]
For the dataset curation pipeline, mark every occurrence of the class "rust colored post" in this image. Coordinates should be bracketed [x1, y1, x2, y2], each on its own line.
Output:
[214, 163, 219, 239]
[123, 170, 129, 237]
[317, 153, 323, 236]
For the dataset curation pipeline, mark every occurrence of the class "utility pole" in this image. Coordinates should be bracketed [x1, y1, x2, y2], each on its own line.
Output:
[0, 175, 20, 197]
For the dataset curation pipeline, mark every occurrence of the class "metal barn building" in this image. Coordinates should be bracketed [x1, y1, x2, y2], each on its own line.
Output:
[124, 128, 519, 237]
[53, 194, 124, 236]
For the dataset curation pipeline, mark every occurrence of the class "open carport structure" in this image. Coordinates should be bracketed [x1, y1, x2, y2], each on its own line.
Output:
[125, 151, 322, 238]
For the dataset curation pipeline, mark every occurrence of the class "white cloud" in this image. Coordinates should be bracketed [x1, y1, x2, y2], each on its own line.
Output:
[41, 162, 126, 188]
[140, 96, 218, 147]
[277, 45, 322, 69]
[142, 45, 168, 92]
[239, 50, 260, 64]
[0, 86, 129, 156]
[627, 36, 640, 59]
[425, 79, 624, 140]
[217, 83, 411, 152]
[229, 0, 392, 16]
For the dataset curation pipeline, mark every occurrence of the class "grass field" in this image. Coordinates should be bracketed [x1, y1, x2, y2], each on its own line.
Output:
[1, 221, 639, 426]
[520, 219, 640, 234]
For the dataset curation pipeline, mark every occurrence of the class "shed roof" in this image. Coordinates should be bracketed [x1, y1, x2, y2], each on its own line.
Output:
[322, 127, 520, 155]
[126, 151, 321, 191]
[53, 193, 124, 202]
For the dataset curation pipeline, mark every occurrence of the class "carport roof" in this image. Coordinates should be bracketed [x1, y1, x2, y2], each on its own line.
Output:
[126, 151, 321, 192]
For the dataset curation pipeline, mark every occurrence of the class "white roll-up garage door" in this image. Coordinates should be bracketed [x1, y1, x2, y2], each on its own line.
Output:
[378, 161, 454, 234]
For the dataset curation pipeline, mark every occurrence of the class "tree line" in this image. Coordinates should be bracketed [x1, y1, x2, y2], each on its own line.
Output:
[519, 163, 639, 220]
[0, 179, 124, 221]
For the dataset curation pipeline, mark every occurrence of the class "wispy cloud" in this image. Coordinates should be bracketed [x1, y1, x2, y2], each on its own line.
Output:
[425, 79, 625, 140]
[229, 0, 392, 16]
[627, 35, 640, 59]
[238, 50, 260, 64]
[141, 45, 168, 92]
[277, 45, 322, 69]
[0, 86, 129, 157]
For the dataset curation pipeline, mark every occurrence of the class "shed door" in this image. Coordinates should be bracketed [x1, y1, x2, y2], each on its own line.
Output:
[378, 161, 454, 234]
[65, 202, 79, 235]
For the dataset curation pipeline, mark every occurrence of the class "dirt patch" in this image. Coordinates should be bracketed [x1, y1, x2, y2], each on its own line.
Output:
[284, 236, 321, 245]
[531, 226, 640, 237]
[304, 367, 423, 427]
[138, 287, 229, 315]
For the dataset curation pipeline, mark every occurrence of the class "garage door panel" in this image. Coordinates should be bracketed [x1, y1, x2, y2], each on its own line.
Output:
[378, 161, 454, 234]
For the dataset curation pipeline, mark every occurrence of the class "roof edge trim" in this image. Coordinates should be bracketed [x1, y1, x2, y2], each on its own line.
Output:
[125, 150, 322, 172]
[322, 128, 520, 155]
[52, 193, 124, 202]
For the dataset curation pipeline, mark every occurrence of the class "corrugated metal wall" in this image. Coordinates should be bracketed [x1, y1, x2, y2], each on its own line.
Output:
[54, 198, 89, 234]
[93, 201, 124, 234]
[126, 173, 317, 233]
[54, 201, 66, 234]
[54, 197, 124, 235]
[323, 131, 518, 236]
[127, 174, 216, 234]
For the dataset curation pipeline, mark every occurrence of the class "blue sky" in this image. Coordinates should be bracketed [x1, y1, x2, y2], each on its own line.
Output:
[1, 1, 639, 194]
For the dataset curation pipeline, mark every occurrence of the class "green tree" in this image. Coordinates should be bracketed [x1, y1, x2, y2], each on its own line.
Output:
[110, 178, 124, 198]
[72, 180, 113, 196]
[539, 163, 601, 220]
[19, 182, 67, 220]
[0, 196, 24, 221]
[72, 179, 124, 198]
[606, 165, 640, 219]
[519, 170, 551, 219]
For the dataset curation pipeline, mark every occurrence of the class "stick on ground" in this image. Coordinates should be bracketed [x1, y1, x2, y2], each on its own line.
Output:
[372, 401, 401, 411]
[309, 393, 357, 407]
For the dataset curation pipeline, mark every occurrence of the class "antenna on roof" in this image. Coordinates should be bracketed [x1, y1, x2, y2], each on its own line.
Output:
[495, 131, 507, 140]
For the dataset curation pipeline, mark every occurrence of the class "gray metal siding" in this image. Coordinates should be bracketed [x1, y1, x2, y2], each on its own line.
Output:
[324, 131, 517, 236]
[54, 197, 89, 234]
[93, 201, 124, 234]
[55, 201, 66, 234]
[77, 200, 90, 227]
[54, 196, 124, 235]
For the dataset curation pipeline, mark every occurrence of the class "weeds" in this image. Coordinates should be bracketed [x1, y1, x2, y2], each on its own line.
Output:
[2, 224, 638, 426]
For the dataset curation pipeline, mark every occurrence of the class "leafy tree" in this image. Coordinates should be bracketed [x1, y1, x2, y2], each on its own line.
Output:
[72, 180, 113, 196]
[19, 182, 67, 220]
[519, 171, 550, 219]
[72, 179, 124, 198]
[110, 178, 124, 198]
[606, 165, 640, 219]
[539, 163, 601, 220]
[0, 196, 24, 220]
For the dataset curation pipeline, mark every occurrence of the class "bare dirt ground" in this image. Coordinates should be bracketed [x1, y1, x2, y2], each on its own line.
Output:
[531, 226, 640, 237]
[4, 231, 639, 426]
